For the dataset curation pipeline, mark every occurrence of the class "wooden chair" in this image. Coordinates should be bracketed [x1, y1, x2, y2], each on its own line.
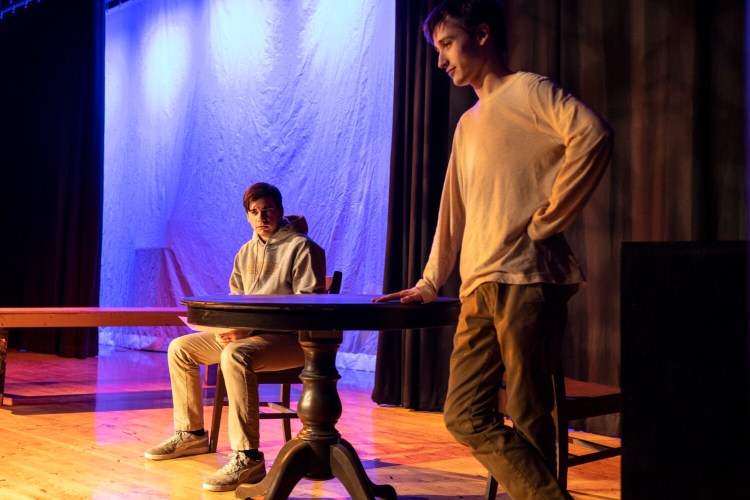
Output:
[208, 271, 343, 453]
[485, 365, 621, 497]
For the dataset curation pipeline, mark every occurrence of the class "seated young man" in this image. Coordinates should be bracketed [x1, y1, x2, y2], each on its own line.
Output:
[145, 182, 326, 492]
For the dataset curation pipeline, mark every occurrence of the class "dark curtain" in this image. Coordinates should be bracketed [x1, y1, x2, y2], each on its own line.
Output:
[0, 1, 104, 358]
[371, 0, 475, 411]
[374, 0, 746, 436]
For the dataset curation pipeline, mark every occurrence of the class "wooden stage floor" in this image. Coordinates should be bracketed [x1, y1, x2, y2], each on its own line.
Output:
[0, 347, 620, 499]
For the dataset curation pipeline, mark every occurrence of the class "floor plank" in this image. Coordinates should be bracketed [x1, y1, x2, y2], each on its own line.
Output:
[0, 347, 620, 499]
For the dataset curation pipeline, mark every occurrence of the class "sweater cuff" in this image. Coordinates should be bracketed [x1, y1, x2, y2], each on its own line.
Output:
[415, 280, 437, 304]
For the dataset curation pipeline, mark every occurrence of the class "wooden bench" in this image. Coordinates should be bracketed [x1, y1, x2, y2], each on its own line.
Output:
[0, 307, 187, 405]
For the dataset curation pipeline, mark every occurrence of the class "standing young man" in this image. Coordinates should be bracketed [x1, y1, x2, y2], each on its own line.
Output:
[145, 182, 326, 492]
[375, 1, 613, 498]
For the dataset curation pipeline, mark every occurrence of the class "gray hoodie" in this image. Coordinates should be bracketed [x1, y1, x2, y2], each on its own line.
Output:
[229, 215, 326, 295]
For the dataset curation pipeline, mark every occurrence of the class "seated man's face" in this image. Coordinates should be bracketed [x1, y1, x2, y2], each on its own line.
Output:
[246, 195, 282, 241]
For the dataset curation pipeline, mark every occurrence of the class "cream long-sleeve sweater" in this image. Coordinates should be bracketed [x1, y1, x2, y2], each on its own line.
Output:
[229, 215, 326, 295]
[416, 72, 613, 302]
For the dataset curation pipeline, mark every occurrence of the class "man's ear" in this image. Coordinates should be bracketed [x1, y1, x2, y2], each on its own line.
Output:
[475, 23, 491, 46]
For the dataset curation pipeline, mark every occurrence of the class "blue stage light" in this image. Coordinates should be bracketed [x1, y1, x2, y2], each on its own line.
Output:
[102, 0, 394, 367]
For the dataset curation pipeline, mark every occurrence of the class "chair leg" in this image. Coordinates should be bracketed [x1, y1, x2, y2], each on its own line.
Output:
[552, 364, 568, 490]
[281, 382, 292, 442]
[485, 475, 498, 499]
[209, 366, 226, 453]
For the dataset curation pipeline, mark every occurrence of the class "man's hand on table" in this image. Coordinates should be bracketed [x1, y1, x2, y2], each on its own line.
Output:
[372, 287, 424, 304]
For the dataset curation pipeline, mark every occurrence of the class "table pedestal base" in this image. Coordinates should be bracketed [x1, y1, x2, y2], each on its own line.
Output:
[235, 438, 396, 499]
[235, 331, 396, 500]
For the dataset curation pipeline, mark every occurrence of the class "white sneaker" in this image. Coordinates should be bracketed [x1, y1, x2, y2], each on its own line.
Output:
[144, 431, 209, 460]
[202, 451, 266, 492]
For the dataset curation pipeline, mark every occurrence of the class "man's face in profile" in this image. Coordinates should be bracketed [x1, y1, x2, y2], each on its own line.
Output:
[246, 195, 282, 241]
[433, 18, 487, 88]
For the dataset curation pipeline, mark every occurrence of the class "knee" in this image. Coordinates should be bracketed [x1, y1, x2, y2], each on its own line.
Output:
[444, 417, 474, 448]
[220, 342, 254, 372]
[443, 401, 475, 447]
[168, 335, 191, 363]
[444, 397, 504, 449]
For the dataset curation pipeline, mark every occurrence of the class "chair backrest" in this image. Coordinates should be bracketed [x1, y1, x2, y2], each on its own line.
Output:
[326, 271, 342, 294]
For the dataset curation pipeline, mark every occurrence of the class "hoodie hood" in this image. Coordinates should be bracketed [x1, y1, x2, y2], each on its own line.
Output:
[253, 214, 309, 245]
[231, 213, 325, 295]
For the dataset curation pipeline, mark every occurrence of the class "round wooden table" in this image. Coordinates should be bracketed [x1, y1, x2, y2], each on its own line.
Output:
[181, 294, 460, 500]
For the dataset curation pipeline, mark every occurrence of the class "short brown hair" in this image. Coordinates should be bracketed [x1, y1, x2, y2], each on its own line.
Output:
[243, 182, 283, 213]
[423, 0, 507, 56]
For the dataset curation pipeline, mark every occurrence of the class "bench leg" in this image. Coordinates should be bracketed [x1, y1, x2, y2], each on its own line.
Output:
[0, 327, 8, 406]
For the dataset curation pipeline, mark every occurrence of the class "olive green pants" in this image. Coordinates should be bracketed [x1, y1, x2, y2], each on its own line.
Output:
[443, 282, 573, 500]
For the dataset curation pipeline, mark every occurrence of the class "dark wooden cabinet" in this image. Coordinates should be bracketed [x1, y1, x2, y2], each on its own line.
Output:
[621, 241, 749, 499]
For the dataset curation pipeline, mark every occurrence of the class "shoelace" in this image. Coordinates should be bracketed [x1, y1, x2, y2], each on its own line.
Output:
[172, 431, 193, 443]
[217, 452, 248, 474]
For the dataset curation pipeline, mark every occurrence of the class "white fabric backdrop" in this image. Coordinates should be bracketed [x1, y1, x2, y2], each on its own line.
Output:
[101, 0, 395, 371]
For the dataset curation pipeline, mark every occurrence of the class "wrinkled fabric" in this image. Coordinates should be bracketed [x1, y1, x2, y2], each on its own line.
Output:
[100, 0, 394, 371]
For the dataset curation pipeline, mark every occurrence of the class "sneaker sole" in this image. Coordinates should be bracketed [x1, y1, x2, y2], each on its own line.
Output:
[202, 467, 266, 492]
[145, 443, 209, 461]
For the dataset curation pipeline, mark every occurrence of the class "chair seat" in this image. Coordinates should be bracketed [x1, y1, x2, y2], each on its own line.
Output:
[563, 377, 621, 421]
[256, 367, 302, 385]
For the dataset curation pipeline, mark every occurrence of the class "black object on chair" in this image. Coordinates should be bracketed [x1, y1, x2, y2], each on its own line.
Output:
[485, 365, 621, 497]
[208, 271, 343, 453]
